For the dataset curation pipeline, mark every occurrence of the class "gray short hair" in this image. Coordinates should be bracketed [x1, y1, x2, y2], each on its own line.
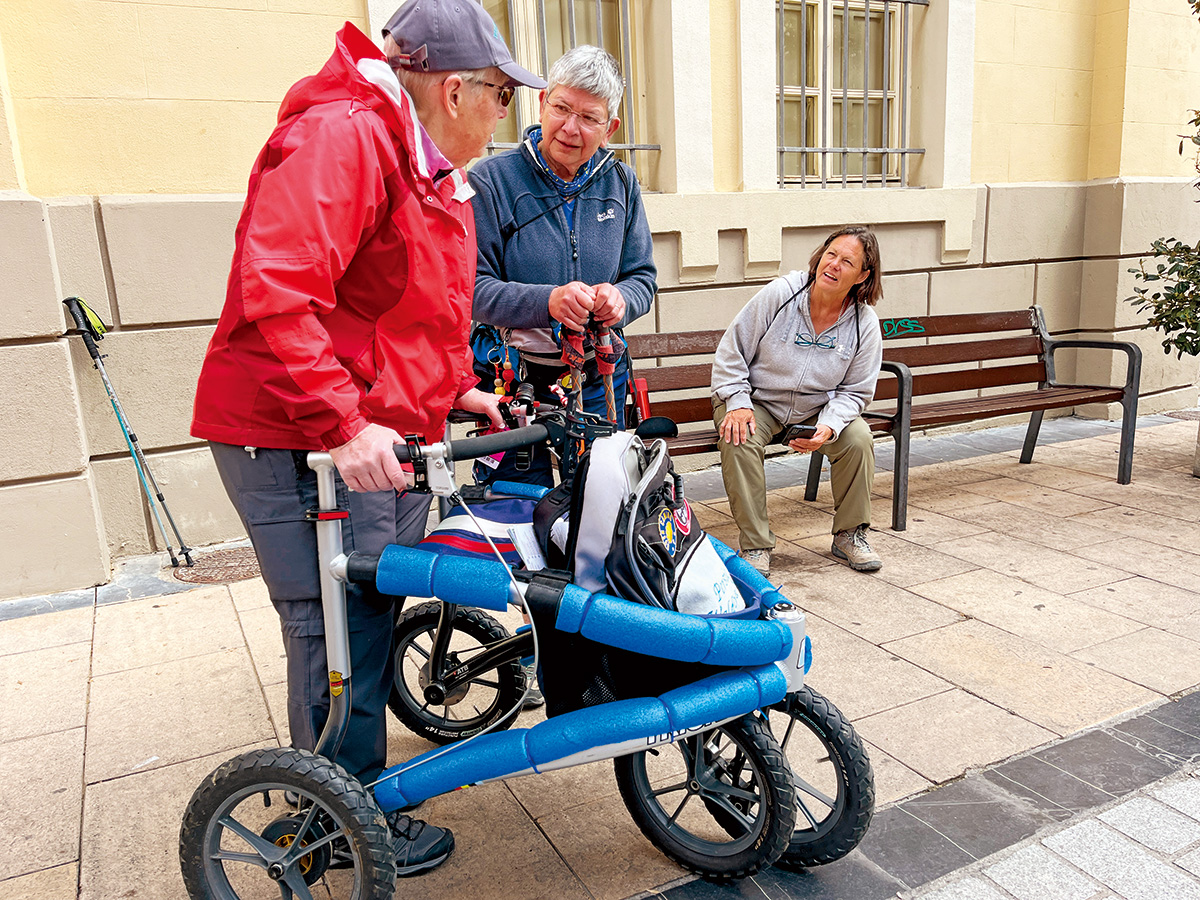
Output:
[546, 45, 624, 121]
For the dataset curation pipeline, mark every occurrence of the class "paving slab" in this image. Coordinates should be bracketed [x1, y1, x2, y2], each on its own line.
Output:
[227, 577, 271, 612]
[1072, 537, 1200, 594]
[798, 528, 980, 590]
[918, 874, 1011, 900]
[903, 775, 1053, 860]
[85, 646, 275, 782]
[929, 531, 1128, 594]
[864, 742, 935, 806]
[774, 564, 964, 645]
[235, 602, 288, 687]
[958, 479, 1115, 518]
[857, 806, 976, 889]
[982, 843, 1101, 900]
[1066, 576, 1200, 643]
[1071, 627, 1200, 694]
[1109, 717, 1200, 767]
[0, 604, 92, 657]
[1069, 504, 1200, 553]
[1152, 777, 1200, 821]
[91, 585, 239, 676]
[1097, 795, 1200, 852]
[944, 499, 1116, 550]
[1034, 729, 1176, 797]
[0, 641, 90, 743]
[909, 569, 1142, 654]
[1069, 478, 1200, 525]
[0, 728, 84, 881]
[885, 619, 1161, 736]
[801, 614, 954, 722]
[1043, 818, 1200, 900]
[79, 745, 273, 900]
[854, 689, 1053, 784]
[882, 507, 991, 548]
[950, 457, 1111, 491]
[0, 863, 79, 900]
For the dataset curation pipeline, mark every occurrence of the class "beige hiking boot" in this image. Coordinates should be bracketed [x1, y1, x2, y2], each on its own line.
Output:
[831, 526, 883, 572]
[737, 548, 772, 576]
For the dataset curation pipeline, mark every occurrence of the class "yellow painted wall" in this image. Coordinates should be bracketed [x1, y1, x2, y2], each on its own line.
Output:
[0, 0, 368, 196]
[0, 30, 22, 190]
[974, 0, 1200, 183]
[710, 0, 741, 191]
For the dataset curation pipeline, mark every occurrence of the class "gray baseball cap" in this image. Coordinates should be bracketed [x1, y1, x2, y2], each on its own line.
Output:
[383, 0, 546, 88]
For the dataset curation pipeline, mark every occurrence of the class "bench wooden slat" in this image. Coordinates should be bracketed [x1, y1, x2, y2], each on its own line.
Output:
[909, 361, 1047, 396]
[627, 330, 725, 359]
[884, 334, 1044, 367]
[909, 386, 1125, 428]
[647, 395, 715, 425]
[638, 362, 714, 392]
[880, 310, 1034, 339]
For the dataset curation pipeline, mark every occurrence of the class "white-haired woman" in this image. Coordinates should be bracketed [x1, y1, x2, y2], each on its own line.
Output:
[468, 44, 658, 491]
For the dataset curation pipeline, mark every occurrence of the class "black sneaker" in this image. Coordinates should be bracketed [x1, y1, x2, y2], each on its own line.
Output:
[387, 811, 454, 876]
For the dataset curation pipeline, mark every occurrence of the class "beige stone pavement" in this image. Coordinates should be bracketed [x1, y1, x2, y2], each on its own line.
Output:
[3, 419, 1200, 899]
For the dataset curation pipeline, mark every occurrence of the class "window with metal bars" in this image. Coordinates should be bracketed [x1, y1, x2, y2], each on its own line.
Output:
[481, 0, 657, 174]
[777, 0, 926, 187]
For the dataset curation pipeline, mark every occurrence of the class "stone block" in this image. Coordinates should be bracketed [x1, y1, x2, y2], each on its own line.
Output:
[651, 232, 681, 288]
[0, 864, 78, 900]
[1119, 178, 1200, 256]
[1083, 178, 1124, 257]
[0, 342, 87, 481]
[1098, 796, 1200, 852]
[1044, 819, 1200, 900]
[0, 476, 108, 600]
[0, 192, 62, 338]
[658, 283, 760, 334]
[100, 195, 240, 324]
[90, 456, 155, 558]
[0, 729, 84, 881]
[881, 272, 930, 318]
[139, 5, 357, 103]
[70, 325, 214, 455]
[46, 197, 112, 318]
[929, 265, 1035, 316]
[139, 447, 245, 549]
[1080, 257, 1148, 331]
[1035, 261, 1083, 332]
[986, 184, 1089, 263]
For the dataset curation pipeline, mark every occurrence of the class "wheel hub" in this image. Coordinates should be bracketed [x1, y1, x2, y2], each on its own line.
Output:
[259, 813, 331, 885]
[418, 654, 470, 706]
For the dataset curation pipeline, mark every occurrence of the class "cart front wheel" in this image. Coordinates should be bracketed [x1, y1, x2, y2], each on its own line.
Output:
[179, 747, 395, 900]
[614, 714, 797, 881]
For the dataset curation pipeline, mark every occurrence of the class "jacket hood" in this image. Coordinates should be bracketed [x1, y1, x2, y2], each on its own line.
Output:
[278, 23, 404, 137]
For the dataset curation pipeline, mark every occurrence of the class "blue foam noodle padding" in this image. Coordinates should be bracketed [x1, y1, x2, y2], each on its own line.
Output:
[374, 729, 534, 810]
[579, 594, 713, 662]
[707, 618, 791, 666]
[659, 670, 767, 731]
[760, 589, 790, 609]
[553, 584, 592, 634]
[526, 698, 671, 765]
[376, 545, 436, 598]
[749, 663, 790, 706]
[429, 553, 511, 612]
[490, 480, 551, 499]
[725, 557, 773, 599]
[707, 534, 737, 561]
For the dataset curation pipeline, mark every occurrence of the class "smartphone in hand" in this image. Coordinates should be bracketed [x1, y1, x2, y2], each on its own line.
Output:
[780, 423, 818, 444]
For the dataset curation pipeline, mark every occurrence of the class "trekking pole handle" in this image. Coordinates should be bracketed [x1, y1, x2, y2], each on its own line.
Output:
[63, 297, 103, 361]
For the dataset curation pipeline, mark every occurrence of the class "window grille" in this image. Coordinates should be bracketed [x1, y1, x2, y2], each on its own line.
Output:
[482, 0, 658, 172]
[777, 0, 927, 187]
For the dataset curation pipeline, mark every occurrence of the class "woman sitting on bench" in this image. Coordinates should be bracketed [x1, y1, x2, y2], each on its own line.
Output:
[711, 225, 885, 577]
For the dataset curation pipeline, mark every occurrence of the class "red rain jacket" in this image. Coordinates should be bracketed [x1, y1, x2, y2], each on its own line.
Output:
[192, 23, 477, 451]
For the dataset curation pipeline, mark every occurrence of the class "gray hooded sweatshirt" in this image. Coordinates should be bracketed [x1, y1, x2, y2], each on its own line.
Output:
[711, 270, 882, 439]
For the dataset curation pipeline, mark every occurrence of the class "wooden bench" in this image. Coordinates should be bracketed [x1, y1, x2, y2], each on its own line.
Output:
[626, 306, 1142, 532]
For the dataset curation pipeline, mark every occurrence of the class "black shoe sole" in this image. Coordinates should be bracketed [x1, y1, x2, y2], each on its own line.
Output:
[396, 841, 454, 877]
[830, 544, 883, 572]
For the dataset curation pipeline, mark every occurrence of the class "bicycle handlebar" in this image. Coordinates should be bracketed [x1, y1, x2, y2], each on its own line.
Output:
[392, 423, 549, 464]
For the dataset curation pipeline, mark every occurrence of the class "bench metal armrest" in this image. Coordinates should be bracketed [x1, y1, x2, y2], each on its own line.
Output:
[878, 360, 913, 430]
[1042, 337, 1143, 392]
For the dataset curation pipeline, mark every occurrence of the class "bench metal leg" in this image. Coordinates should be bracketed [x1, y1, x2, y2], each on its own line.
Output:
[805, 450, 824, 501]
[891, 432, 908, 532]
[1117, 389, 1139, 485]
[1020, 410, 1044, 464]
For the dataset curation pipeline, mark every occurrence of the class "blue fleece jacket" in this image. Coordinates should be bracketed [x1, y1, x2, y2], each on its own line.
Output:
[468, 131, 657, 346]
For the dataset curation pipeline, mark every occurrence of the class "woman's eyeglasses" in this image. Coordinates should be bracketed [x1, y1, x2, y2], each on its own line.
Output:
[544, 100, 608, 131]
[794, 331, 837, 349]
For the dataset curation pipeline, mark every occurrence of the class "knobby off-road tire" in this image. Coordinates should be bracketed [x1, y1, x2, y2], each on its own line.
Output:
[770, 686, 875, 869]
[179, 747, 395, 900]
[388, 601, 523, 744]
[614, 714, 797, 881]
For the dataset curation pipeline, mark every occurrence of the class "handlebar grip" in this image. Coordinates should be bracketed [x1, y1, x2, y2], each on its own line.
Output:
[63, 297, 103, 360]
[345, 552, 380, 584]
[392, 443, 413, 464]
[445, 424, 549, 461]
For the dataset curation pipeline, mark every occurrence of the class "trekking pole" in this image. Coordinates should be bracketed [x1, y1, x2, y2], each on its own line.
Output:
[593, 322, 618, 425]
[63, 297, 194, 567]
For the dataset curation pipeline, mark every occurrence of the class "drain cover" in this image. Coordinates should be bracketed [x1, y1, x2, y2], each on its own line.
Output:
[1166, 409, 1200, 421]
[173, 547, 261, 584]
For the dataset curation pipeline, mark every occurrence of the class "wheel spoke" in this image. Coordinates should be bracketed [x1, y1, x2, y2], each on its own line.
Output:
[666, 791, 693, 826]
[792, 773, 836, 808]
[217, 815, 286, 861]
[703, 793, 756, 834]
[210, 849, 271, 869]
[647, 778, 690, 798]
[281, 866, 315, 900]
[281, 824, 344, 865]
[471, 678, 502, 689]
[406, 641, 431, 662]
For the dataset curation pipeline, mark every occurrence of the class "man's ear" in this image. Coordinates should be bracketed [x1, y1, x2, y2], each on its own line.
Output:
[440, 73, 466, 118]
[601, 116, 620, 147]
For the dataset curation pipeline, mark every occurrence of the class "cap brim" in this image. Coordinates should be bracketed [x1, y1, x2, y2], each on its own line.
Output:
[499, 60, 547, 89]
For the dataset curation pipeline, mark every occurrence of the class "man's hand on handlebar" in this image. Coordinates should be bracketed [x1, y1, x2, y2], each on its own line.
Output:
[454, 387, 507, 430]
[330, 423, 414, 493]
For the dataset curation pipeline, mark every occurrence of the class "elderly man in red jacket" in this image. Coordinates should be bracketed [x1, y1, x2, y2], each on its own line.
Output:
[191, 0, 543, 876]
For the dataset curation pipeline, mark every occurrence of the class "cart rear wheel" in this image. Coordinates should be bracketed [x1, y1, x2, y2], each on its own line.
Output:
[388, 601, 522, 744]
[614, 714, 796, 881]
[179, 747, 395, 900]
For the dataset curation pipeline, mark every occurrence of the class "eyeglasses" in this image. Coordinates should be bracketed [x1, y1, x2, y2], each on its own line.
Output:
[470, 79, 515, 107]
[794, 331, 837, 349]
[544, 99, 608, 131]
